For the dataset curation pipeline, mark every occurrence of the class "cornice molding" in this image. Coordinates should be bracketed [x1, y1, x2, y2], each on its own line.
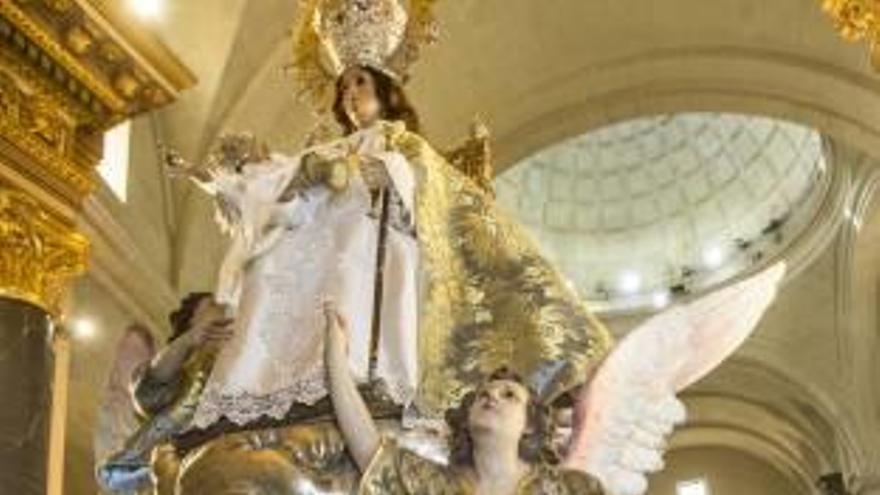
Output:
[1, 0, 196, 122]
[0, 0, 195, 317]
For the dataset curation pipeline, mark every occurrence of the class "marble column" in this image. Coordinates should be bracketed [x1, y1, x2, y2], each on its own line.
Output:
[0, 298, 53, 494]
[0, 188, 87, 495]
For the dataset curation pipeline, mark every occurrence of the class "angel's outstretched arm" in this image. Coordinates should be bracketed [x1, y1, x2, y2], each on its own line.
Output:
[323, 304, 381, 471]
[145, 304, 232, 384]
[132, 300, 233, 416]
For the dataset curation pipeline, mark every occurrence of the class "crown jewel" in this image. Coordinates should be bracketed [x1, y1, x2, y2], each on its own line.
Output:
[292, 0, 439, 111]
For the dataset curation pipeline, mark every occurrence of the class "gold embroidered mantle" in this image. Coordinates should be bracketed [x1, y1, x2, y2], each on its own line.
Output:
[384, 123, 613, 414]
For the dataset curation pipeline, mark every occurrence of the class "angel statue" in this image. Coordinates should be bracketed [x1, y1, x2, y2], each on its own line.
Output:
[323, 263, 785, 495]
[94, 323, 155, 495]
[97, 1, 610, 493]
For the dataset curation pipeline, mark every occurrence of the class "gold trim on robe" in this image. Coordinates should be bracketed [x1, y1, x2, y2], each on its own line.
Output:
[382, 122, 613, 415]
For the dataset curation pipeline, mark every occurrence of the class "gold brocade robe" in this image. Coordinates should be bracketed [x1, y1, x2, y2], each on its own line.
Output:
[384, 121, 612, 414]
[360, 440, 605, 495]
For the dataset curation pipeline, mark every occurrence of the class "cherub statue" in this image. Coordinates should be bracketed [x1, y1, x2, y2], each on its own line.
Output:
[323, 303, 606, 494]
[323, 262, 786, 495]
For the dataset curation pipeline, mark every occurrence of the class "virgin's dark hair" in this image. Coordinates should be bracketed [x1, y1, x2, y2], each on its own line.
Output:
[332, 65, 420, 135]
[167, 292, 213, 343]
[445, 367, 553, 468]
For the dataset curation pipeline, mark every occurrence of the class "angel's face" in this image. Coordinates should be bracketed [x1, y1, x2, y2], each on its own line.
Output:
[339, 66, 381, 130]
[468, 379, 530, 440]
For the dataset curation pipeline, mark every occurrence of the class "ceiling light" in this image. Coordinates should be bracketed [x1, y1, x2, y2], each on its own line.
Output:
[129, 0, 163, 19]
[617, 271, 641, 294]
[702, 245, 725, 269]
[71, 318, 97, 341]
[652, 291, 670, 309]
[677, 478, 711, 495]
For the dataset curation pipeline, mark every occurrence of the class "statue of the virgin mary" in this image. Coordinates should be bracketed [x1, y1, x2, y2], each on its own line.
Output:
[97, 1, 611, 493]
[185, 0, 611, 427]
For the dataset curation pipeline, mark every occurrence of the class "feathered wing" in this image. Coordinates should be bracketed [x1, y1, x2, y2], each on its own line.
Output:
[562, 262, 786, 495]
[93, 324, 156, 493]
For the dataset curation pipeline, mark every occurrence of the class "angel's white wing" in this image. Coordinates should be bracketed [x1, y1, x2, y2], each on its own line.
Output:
[93, 324, 156, 493]
[562, 262, 786, 495]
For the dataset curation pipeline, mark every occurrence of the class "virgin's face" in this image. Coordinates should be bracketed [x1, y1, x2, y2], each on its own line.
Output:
[468, 379, 530, 440]
[339, 67, 381, 129]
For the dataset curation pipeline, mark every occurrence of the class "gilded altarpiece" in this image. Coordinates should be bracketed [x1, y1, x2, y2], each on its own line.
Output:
[0, 2, 193, 494]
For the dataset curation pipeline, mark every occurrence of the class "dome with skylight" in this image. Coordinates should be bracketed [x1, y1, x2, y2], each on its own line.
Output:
[495, 113, 829, 312]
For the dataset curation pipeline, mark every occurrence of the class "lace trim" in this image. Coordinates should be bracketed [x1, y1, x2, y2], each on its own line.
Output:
[373, 371, 416, 409]
[190, 366, 328, 429]
[190, 365, 417, 430]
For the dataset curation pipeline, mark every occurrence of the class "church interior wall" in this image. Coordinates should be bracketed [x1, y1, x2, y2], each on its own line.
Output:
[647, 447, 806, 495]
[66, 277, 147, 495]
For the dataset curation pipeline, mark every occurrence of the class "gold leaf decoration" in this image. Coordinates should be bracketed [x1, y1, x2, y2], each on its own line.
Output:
[821, 0, 880, 69]
[0, 188, 88, 314]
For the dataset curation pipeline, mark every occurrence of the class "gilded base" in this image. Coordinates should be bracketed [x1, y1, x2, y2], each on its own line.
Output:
[154, 422, 364, 495]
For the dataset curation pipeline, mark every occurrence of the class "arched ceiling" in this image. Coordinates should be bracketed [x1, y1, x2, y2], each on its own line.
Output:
[495, 113, 828, 310]
[143, 0, 880, 166]
[147, 0, 880, 299]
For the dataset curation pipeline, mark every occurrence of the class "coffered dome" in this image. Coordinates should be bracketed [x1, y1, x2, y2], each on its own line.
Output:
[496, 113, 829, 312]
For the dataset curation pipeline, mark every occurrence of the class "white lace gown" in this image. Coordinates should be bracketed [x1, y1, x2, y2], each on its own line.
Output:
[190, 125, 419, 429]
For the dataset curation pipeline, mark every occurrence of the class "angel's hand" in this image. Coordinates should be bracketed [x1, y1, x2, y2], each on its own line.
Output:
[184, 302, 234, 350]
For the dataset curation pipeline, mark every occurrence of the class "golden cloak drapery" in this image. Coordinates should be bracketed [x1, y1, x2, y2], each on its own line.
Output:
[385, 121, 613, 415]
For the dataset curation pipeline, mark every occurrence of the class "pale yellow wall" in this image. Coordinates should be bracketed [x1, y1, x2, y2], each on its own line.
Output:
[96, 116, 175, 280]
[66, 277, 148, 495]
[647, 448, 804, 495]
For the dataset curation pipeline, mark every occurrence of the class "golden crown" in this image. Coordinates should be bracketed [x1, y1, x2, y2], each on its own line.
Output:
[291, 0, 440, 111]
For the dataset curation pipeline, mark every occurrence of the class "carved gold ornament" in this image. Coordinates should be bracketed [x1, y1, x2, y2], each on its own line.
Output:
[0, 188, 88, 314]
[821, 0, 880, 68]
[443, 117, 495, 194]
[0, 67, 92, 197]
[382, 122, 613, 414]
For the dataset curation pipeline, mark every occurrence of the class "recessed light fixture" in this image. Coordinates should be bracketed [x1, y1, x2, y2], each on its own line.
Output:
[677, 478, 711, 495]
[71, 318, 97, 340]
[618, 271, 641, 294]
[652, 291, 670, 309]
[129, 0, 163, 19]
[702, 245, 725, 269]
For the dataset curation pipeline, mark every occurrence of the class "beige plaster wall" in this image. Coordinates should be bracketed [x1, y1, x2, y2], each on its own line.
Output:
[647, 448, 804, 495]
[66, 276, 149, 495]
